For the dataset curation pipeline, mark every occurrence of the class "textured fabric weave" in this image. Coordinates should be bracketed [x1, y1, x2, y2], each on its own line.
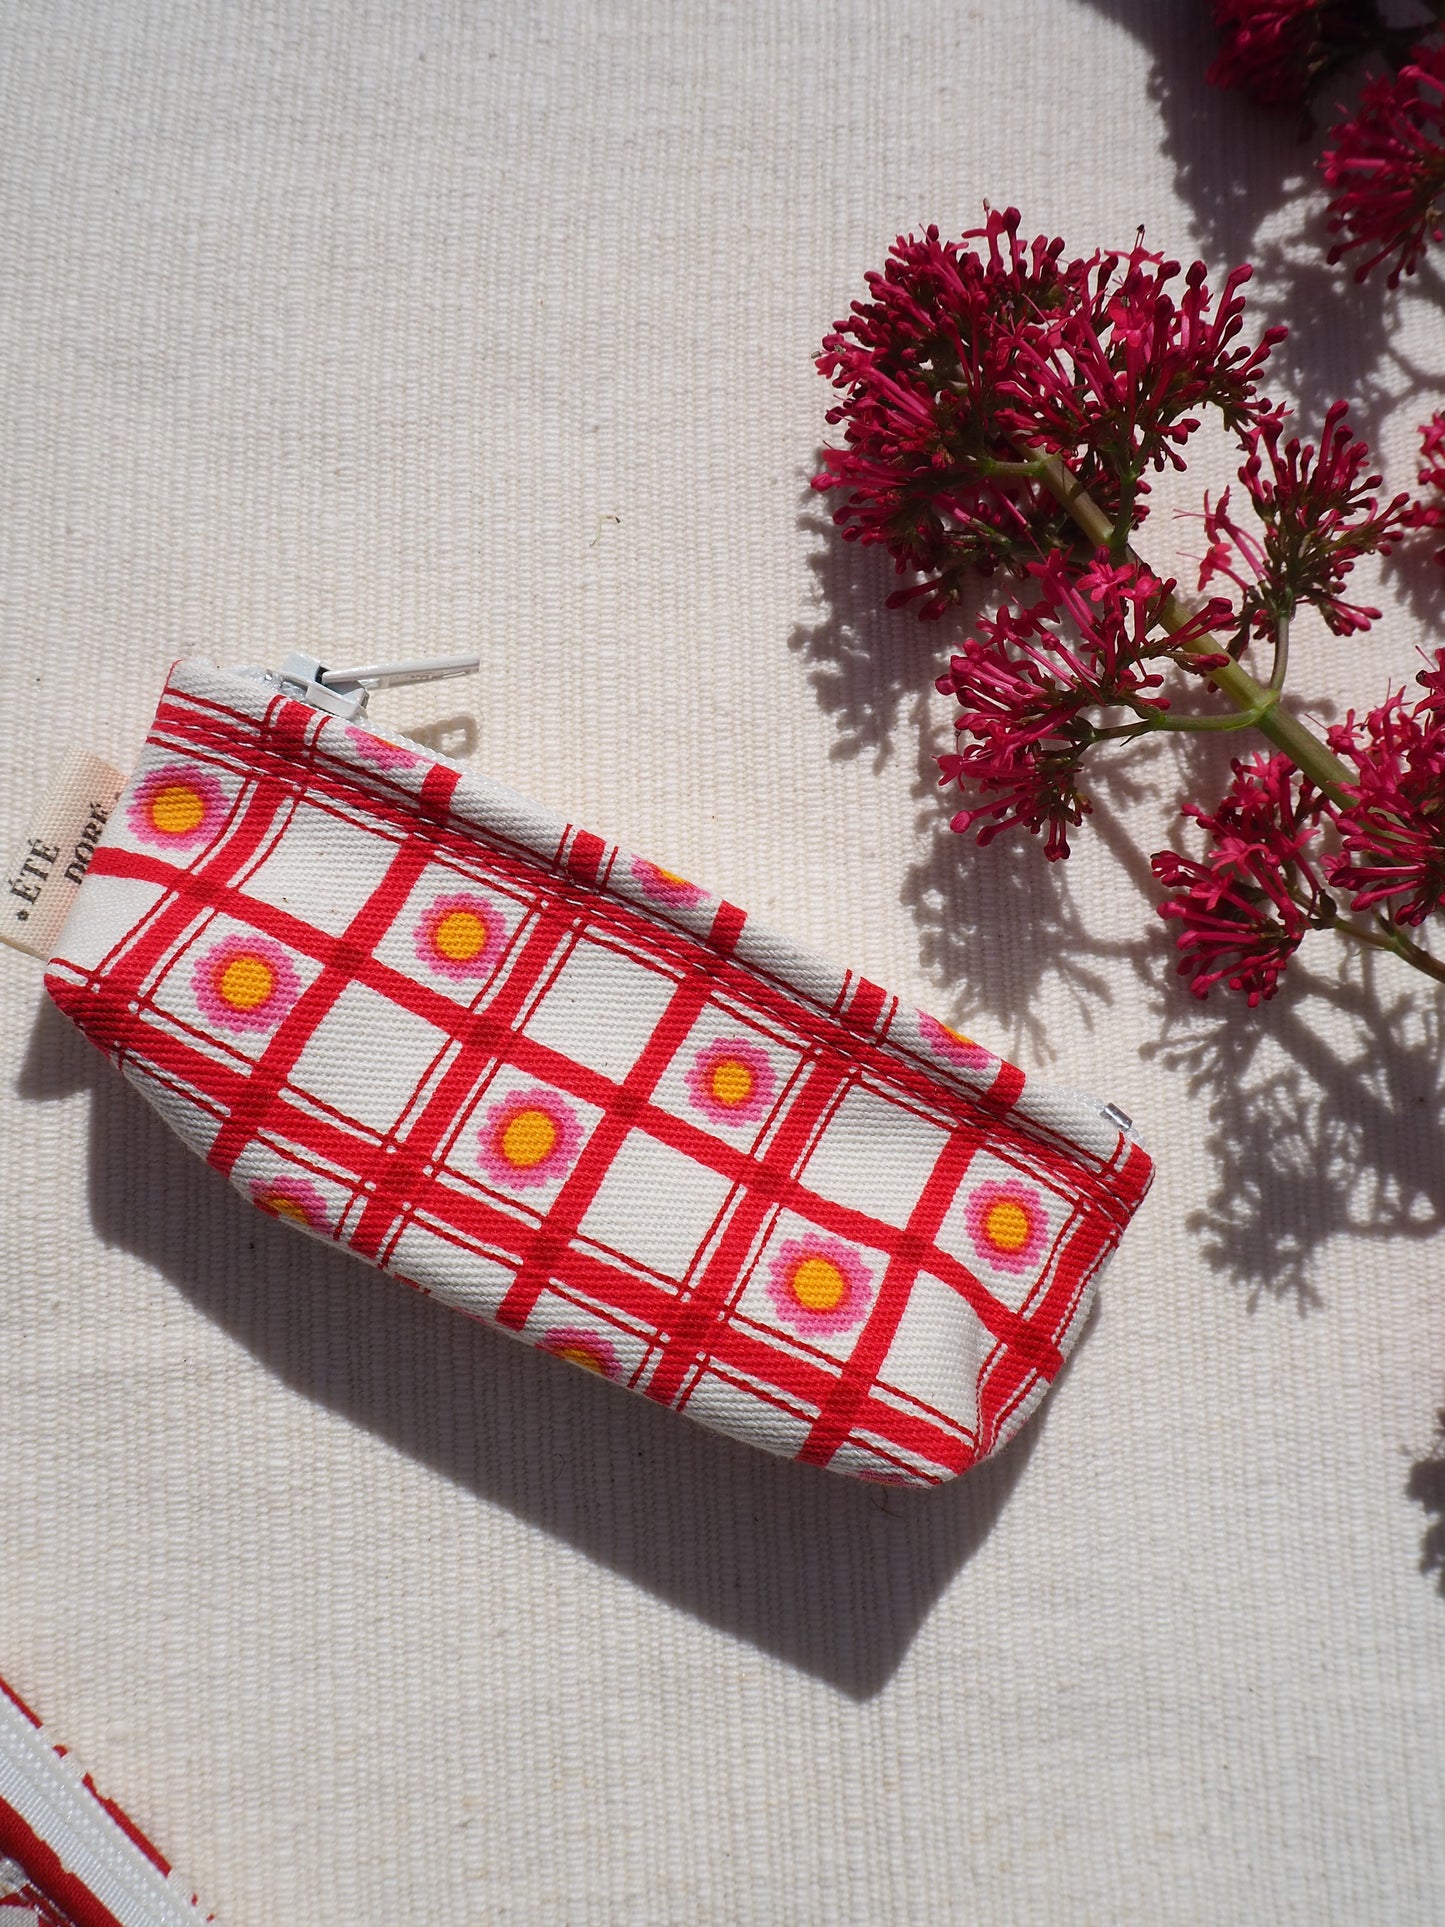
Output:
[45, 660, 1150, 1485]
[6, 6, 1445, 1920]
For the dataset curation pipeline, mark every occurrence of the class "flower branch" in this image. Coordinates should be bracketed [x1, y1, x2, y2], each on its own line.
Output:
[1207, 2, 1445, 286]
[814, 209, 1445, 1005]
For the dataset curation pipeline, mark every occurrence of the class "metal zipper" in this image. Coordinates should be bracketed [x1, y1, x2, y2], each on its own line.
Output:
[271, 651, 480, 721]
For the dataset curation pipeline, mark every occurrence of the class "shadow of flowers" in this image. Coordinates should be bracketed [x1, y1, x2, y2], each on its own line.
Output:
[794, 485, 1445, 1586]
[1407, 1410, 1445, 1592]
[899, 706, 1139, 1063]
[787, 498, 951, 775]
[790, 495, 1145, 1059]
[1062, 0, 1443, 446]
[1143, 951, 1445, 1309]
[1077, 0, 1312, 268]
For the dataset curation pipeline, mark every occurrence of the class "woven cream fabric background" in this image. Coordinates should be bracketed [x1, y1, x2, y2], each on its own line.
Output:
[3, 3, 1444, 1920]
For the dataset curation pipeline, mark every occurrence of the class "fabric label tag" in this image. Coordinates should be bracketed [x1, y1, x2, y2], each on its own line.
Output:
[1, 747, 127, 960]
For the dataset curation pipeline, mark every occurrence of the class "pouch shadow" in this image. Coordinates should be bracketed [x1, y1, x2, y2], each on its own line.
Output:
[20, 997, 1054, 1699]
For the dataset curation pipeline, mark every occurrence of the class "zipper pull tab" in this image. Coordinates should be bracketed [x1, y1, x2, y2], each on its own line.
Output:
[276, 652, 481, 721]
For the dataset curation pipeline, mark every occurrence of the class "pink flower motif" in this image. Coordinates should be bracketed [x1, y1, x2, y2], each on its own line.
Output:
[964, 1180, 1049, 1275]
[250, 1174, 331, 1233]
[540, 1325, 621, 1381]
[765, 1236, 875, 1338]
[476, 1088, 584, 1190]
[128, 764, 227, 853]
[344, 725, 422, 771]
[414, 893, 506, 981]
[1324, 45, 1445, 285]
[193, 933, 302, 1033]
[684, 1038, 775, 1125]
[631, 857, 707, 908]
[918, 1011, 996, 1072]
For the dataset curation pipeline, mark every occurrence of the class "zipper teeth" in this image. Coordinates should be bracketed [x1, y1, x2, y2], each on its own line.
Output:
[229, 662, 1138, 1151]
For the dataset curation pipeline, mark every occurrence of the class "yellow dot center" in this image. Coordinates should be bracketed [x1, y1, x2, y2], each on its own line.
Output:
[218, 954, 275, 1011]
[150, 784, 205, 835]
[984, 1198, 1031, 1253]
[655, 867, 689, 887]
[942, 1023, 976, 1047]
[554, 1343, 605, 1374]
[790, 1255, 847, 1313]
[500, 1107, 558, 1169]
[266, 1194, 310, 1226]
[434, 908, 488, 962]
[708, 1057, 755, 1107]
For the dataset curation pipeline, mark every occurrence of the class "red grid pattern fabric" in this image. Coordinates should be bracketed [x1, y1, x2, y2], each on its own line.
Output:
[46, 661, 1152, 1486]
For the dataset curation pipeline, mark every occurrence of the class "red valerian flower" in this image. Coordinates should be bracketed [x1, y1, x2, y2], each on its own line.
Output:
[1419, 411, 1445, 489]
[1404, 410, 1445, 565]
[1324, 43, 1445, 284]
[938, 723, 1090, 862]
[1152, 849, 1308, 1003]
[936, 608, 1095, 861]
[1198, 483, 1267, 630]
[814, 212, 1082, 609]
[1206, 400, 1413, 635]
[938, 551, 1232, 859]
[813, 211, 1280, 615]
[1325, 654, 1445, 925]
[1005, 247, 1282, 476]
[1152, 753, 1334, 1002]
[1208, 0, 1380, 114]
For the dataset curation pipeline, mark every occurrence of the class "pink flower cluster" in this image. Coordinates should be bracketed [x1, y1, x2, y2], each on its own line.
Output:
[814, 209, 1280, 618]
[1207, 0, 1376, 114]
[1324, 43, 1445, 285]
[936, 552, 1230, 859]
[1153, 657, 1445, 1002]
[1152, 755, 1332, 1004]
[1201, 401, 1413, 640]
[1208, 3, 1445, 285]
[816, 212, 1445, 1002]
[1407, 413, 1445, 565]
[1328, 661, 1445, 929]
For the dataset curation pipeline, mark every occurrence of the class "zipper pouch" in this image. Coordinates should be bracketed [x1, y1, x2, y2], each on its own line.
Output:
[40, 656, 1152, 1487]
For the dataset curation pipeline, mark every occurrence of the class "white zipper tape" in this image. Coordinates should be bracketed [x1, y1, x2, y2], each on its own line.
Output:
[0, 1684, 214, 1924]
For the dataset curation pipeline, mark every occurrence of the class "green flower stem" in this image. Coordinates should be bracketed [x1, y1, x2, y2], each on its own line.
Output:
[1267, 614, 1290, 695]
[1334, 913, 1445, 985]
[1152, 704, 1280, 734]
[1025, 445, 1356, 801]
[1093, 701, 1287, 742]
